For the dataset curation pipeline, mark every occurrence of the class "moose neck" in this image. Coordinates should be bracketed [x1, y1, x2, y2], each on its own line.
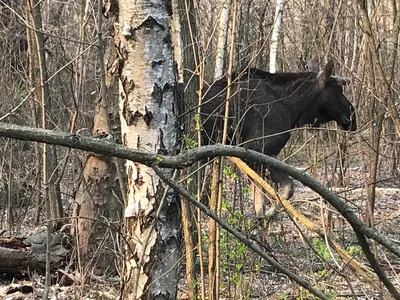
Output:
[260, 71, 327, 127]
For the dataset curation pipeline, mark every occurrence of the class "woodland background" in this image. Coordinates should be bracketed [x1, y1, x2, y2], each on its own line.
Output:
[0, 0, 399, 299]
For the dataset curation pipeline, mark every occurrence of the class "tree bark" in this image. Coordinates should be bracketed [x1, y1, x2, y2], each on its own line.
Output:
[214, 0, 231, 80]
[0, 233, 70, 274]
[72, 103, 121, 274]
[174, 0, 200, 298]
[269, 0, 284, 73]
[114, 0, 181, 299]
[72, 0, 122, 277]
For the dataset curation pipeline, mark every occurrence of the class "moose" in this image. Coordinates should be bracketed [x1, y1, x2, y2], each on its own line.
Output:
[200, 61, 357, 217]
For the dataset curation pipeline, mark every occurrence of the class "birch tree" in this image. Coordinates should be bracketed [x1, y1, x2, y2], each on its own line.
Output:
[214, 0, 231, 80]
[269, 0, 284, 73]
[112, 0, 181, 298]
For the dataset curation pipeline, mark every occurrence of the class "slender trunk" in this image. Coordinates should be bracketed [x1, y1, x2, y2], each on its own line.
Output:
[28, 0, 63, 230]
[357, 0, 400, 137]
[174, 0, 200, 298]
[269, 0, 284, 73]
[387, 1, 399, 172]
[209, 2, 237, 299]
[25, 8, 41, 225]
[208, 160, 220, 300]
[357, 0, 393, 228]
[26, 0, 52, 297]
[196, 64, 206, 300]
[214, 0, 231, 80]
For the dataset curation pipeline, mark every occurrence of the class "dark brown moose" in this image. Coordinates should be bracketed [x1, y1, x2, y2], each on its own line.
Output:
[200, 61, 357, 217]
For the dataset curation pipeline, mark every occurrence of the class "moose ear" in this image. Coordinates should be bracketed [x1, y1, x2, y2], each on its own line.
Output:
[317, 60, 334, 86]
[307, 59, 319, 72]
[331, 75, 351, 86]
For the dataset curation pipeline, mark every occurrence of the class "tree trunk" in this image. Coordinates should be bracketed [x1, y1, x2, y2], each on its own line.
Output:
[214, 0, 231, 80]
[115, 0, 181, 299]
[25, 8, 41, 226]
[269, 0, 284, 73]
[72, 0, 123, 278]
[27, 0, 63, 229]
[72, 103, 121, 275]
[26, 0, 53, 297]
[174, 0, 200, 298]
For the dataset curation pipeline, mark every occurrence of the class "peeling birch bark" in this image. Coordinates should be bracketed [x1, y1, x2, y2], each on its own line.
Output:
[115, 0, 181, 299]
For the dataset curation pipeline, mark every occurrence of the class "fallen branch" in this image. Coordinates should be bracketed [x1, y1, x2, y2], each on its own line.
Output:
[0, 233, 70, 274]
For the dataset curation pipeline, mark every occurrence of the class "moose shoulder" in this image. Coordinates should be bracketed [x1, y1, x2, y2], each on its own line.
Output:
[200, 61, 357, 217]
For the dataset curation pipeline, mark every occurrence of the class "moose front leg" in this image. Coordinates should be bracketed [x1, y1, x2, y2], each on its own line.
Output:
[249, 168, 294, 219]
[269, 168, 294, 200]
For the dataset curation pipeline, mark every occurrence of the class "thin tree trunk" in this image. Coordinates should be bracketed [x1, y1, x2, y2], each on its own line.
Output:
[25, 8, 41, 225]
[27, 0, 63, 230]
[357, 0, 395, 228]
[209, 2, 237, 298]
[174, 0, 200, 298]
[357, 0, 400, 137]
[196, 66, 206, 300]
[386, 1, 399, 172]
[26, 0, 52, 297]
[269, 0, 284, 73]
[208, 160, 219, 300]
[214, 0, 231, 80]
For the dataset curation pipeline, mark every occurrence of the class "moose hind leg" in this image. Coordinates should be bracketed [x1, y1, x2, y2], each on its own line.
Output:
[250, 181, 265, 218]
[269, 168, 294, 199]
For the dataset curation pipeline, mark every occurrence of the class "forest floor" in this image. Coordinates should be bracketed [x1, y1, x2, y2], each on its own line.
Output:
[253, 175, 400, 299]
[1, 144, 400, 299]
[220, 164, 400, 300]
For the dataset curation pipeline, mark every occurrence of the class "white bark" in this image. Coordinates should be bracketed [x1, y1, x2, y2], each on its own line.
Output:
[171, 0, 184, 83]
[214, 0, 231, 80]
[269, 0, 285, 73]
[115, 0, 180, 299]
